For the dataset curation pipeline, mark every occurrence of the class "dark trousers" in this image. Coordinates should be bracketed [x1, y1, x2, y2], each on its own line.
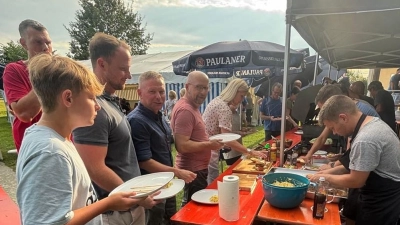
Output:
[246, 109, 253, 123]
[181, 169, 208, 208]
[146, 196, 176, 225]
[225, 155, 241, 166]
[265, 130, 281, 142]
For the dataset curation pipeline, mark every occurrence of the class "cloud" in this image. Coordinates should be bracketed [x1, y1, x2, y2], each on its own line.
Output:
[132, 0, 286, 12]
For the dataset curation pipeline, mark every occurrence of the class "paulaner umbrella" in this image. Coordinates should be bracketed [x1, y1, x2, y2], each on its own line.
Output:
[172, 40, 304, 78]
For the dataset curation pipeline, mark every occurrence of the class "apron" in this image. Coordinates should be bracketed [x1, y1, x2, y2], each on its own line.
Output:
[339, 114, 400, 224]
[339, 114, 366, 220]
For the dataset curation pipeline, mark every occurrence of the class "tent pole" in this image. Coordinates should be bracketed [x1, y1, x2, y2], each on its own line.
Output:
[313, 53, 319, 85]
[336, 69, 339, 81]
[328, 65, 332, 79]
[280, 12, 292, 167]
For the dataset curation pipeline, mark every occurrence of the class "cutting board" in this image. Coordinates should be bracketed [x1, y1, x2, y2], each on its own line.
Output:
[232, 159, 273, 175]
[232, 173, 257, 192]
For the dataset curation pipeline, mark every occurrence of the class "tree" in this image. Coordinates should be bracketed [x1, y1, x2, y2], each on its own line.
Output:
[65, 0, 153, 60]
[0, 41, 28, 64]
[346, 70, 368, 94]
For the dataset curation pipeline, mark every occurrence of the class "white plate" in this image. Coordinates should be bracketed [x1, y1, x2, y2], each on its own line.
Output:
[304, 163, 326, 171]
[294, 130, 303, 135]
[209, 133, 241, 143]
[153, 179, 185, 200]
[191, 189, 219, 205]
[109, 172, 174, 199]
[314, 150, 327, 155]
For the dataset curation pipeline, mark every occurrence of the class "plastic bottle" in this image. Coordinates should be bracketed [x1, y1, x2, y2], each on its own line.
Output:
[312, 177, 328, 219]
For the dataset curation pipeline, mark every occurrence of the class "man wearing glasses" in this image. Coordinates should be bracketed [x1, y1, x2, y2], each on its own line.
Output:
[170, 71, 223, 207]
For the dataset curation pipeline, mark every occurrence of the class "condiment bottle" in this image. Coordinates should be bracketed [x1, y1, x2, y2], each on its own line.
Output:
[313, 177, 328, 219]
[270, 146, 277, 162]
[264, 143, 271, 161]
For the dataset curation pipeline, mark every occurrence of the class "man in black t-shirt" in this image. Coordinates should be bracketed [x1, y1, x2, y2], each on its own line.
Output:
[368, 81, 396, 131]
[390, 68, 400, 90]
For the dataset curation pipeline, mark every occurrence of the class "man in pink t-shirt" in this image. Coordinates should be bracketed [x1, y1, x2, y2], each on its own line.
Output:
[3, 19, 52, 151]
[170, 71, 223, 207]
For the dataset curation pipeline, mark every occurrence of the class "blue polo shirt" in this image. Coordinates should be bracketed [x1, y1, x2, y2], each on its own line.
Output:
[261, 96, 282, 131]
[127, 103, 173, 175]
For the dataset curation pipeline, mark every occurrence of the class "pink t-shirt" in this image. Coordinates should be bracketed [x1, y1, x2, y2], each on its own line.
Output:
[3, 61, 42, 151]
[202, 97, 232, 136]
[170, 98, 210, 172]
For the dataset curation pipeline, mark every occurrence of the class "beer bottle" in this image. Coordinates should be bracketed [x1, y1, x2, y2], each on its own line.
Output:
[312, 177, 328, 219]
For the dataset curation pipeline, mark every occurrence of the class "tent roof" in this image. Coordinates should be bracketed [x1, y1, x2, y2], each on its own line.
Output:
[287, 0, 400, 69]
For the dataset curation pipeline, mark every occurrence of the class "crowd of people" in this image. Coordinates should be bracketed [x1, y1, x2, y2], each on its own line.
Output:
[2, 18, 400, 225]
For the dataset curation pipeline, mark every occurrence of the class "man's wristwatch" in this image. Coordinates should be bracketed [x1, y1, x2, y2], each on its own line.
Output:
[247, 148, 252, 154]
[330, 162, 335, 168]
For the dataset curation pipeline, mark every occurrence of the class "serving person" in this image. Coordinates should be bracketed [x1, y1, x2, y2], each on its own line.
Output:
[302, 84, 379, 164]
[308, 95, 400, 225]
[170, 71, 224, 207]
[202, 79, 267, 184]
[367, 81, 396, 132]
[17, 54, 144, 225]
[127, 71, 196, 224]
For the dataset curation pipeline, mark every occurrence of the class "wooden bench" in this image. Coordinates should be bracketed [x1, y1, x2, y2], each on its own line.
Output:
[0, 186, 21, 225]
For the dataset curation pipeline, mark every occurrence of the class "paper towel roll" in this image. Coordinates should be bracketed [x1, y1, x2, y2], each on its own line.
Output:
[218, 175, 239, 221]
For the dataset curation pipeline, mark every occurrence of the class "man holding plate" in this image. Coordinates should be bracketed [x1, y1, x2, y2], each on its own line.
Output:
[128, 71, 196, 225]
[170, 71, 224, 207]
[73, 33, 159, 225]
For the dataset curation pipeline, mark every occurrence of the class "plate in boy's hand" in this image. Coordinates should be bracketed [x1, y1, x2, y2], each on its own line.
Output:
[109, 172, 174, 199]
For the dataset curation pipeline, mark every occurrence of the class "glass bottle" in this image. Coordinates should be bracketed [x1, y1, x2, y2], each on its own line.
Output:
[264, 143, 270, 161]
[312, 177, 328, 219]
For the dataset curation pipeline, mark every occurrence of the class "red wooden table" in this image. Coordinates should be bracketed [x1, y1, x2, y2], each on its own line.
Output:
[171, 159, 265, 225]
[257, 198, 341, 225]
[171, 129, 303, 225]
[0, 186, 21, 225]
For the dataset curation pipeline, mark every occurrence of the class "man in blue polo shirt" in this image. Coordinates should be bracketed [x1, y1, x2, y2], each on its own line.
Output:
[260, 82, 283, 141]
[127, 71, 196, 225]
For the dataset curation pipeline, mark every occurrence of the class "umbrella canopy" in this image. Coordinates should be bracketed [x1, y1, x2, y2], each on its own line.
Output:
[287, 0, 400, 69]
[172, 40, 304, 78]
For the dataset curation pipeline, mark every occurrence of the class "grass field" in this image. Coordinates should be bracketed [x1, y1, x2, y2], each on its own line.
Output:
[0, 99, 17, 169]
[0, 99, 265, 209]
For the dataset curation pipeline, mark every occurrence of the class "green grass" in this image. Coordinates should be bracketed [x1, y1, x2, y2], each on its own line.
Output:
[0, 99, 17, 170]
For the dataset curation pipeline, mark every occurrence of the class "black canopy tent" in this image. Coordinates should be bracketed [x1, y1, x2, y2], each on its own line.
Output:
[275, 0, 400, 166]
[288, 0, 400, 69]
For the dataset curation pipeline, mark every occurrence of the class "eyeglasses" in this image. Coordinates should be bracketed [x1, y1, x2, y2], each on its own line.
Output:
[188, 83, 210, 92]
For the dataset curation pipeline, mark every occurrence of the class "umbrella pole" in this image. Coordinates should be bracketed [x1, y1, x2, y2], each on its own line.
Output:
[313, 52, 319, 86]
[280, 14, 292, 167]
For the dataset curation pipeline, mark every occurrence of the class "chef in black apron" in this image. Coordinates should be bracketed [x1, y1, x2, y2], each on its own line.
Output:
[337, 114, 400, 225]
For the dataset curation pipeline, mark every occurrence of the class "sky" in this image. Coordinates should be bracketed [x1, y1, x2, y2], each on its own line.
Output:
[0, 0, 312, 57]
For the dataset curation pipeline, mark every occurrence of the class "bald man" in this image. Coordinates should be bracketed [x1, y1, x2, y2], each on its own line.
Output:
[350, 81, 374, 106]
[293, 80, 302, 89]
[170, 71, 223, 207]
